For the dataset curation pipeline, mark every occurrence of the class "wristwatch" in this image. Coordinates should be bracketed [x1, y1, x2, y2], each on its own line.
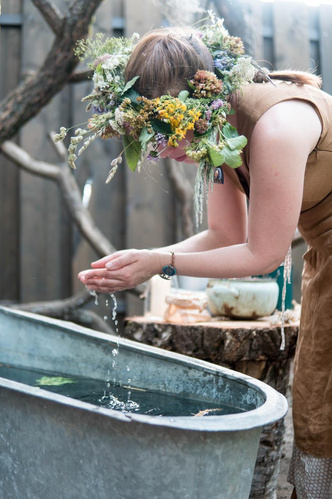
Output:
[159, 251, 176, 280]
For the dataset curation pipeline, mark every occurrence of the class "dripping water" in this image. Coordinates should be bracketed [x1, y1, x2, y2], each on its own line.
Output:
[87, 289, 139, 411]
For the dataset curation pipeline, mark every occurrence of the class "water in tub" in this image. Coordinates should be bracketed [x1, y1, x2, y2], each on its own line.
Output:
[0, 291, 246, 416]
[0, 362, 245, 417]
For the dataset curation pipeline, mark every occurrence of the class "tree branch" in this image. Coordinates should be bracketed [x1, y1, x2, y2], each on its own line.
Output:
[58, 162, 115, 256]
[1, 141, 60, 179]
[1, 139, 115, 257]
[68, 69, 94, 83]
[31, 0, 64, 35]
[0, 0, 104, 145]
[11, 289, 115, 335]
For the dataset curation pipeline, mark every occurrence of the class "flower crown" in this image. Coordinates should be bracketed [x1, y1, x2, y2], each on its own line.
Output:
[55, 12, 257, 223]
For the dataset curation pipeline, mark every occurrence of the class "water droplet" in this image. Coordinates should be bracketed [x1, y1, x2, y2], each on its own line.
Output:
[87, 288, 99, 305]
[103, 315, 108, 321]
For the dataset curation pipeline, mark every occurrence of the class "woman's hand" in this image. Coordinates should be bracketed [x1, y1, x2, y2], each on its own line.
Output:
[78, 249, 162, 293]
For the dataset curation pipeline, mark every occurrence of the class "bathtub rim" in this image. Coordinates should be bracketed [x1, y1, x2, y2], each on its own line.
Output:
[0, 306, 288, 432]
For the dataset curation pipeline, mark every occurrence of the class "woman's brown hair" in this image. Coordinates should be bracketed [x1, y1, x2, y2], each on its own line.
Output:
[124, 28, 214, 98]
[125, 28, 322, 98]
[254, 70, 322, 88]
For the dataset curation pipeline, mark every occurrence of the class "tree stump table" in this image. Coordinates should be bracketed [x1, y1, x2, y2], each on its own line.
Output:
[124, 316, 299, 499]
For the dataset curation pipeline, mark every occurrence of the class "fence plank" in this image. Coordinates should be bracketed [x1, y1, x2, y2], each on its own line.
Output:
[273, 2, 310, 71]
[19, 0, 73, 302]
[319, 5, 332, 94]
[0, 0, 22, 301]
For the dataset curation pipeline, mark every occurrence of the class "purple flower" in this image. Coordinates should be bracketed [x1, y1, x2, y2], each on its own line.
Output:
[147, 153, 160, 162]
[211, 99, 224, 110]
[155, 133, 167, 148]
[93, 54, 112, 68]
[205, 110, 212, 121]
[213, 51, 233, 71]
[92, 105, 107, 114]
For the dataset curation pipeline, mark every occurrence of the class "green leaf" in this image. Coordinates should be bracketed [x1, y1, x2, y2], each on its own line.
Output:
[122, 76, 140, 95]
[187, 80, 196, 91]
[222, 146, 243, 168]
[122, 88, 141, 105]
[139, 127, 155, 151]
[123, 135, 142, 171]
[222, 122, 240, 140]
[35, 376, 75, 386]
[207, 147, 225, 167]
[151, 119, 172, 135]
[178, 90, 189, 102]
[221, 122, 247, 151]
[226, 135, 247, 151]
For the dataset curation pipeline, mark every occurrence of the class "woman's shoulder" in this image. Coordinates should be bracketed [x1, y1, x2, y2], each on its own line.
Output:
[235, 80, 332, 116]
[234, 80, 331, 142]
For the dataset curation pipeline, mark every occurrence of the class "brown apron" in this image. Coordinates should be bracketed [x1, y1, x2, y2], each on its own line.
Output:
[231, 81, 332, 457]
[294, 194, 332, 457]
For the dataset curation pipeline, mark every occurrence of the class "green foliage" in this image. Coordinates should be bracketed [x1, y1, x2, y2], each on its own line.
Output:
[123, 135, 141, 171]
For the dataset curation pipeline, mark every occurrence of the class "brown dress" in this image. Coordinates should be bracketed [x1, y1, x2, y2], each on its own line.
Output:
[229, 80, 332, 458]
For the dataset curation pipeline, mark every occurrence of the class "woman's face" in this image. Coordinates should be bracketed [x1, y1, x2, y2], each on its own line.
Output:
[158, 131, 197, 164]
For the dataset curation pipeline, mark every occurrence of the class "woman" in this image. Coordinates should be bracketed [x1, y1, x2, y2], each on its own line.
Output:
[77, 18, 332, 498]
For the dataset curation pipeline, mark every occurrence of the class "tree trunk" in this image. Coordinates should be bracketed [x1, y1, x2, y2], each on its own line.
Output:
[0, 0, 104, 145]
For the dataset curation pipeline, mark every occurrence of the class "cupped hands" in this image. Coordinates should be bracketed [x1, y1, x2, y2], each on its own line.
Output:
[78, 249, 162, 293]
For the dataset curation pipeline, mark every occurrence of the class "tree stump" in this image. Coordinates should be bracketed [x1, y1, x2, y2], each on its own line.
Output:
[124, 317, 299, 499]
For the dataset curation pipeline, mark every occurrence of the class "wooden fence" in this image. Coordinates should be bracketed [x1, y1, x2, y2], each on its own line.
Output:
[1, 0, 332, 316]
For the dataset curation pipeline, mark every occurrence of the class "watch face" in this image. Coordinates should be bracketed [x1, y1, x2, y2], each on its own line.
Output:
[162, 264, 176, 277]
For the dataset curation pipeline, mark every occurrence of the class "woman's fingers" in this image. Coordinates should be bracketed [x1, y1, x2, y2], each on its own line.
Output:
[78, 249, 160, 293]
[78, 268, 110, 281]
[91, 251, 126, 268]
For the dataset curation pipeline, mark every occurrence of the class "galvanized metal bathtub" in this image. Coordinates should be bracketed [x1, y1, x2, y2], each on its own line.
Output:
[0, 306, 287, 499]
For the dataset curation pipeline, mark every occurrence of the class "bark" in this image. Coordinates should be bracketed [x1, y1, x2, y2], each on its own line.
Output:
[31, 0, 64, 35]
[0, 0, 104, 145]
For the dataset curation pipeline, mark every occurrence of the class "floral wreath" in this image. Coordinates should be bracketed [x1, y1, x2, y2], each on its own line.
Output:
[55, 11, 259, 223]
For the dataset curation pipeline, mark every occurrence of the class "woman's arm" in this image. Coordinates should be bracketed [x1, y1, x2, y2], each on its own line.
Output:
[79, 100, 321, 292]
[153, 174, 248, 253]
[165, 100, 321, 277]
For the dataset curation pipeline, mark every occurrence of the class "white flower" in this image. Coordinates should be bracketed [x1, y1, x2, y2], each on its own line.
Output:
[101, 55, 121, 71]
[230, 57, 256, 83]
[93, 72, 107, 89]
[109, 118, 125, 135]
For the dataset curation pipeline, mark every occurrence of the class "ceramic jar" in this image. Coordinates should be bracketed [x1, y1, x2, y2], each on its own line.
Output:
[206, 278, 279, 319]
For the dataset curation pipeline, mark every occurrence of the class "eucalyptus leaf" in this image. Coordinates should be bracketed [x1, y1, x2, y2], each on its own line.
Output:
[123, 135, 142, 171]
